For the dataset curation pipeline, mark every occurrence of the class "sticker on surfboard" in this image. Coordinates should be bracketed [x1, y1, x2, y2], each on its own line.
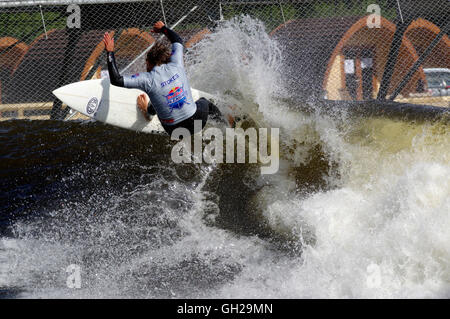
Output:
[86, 97, 99, 115]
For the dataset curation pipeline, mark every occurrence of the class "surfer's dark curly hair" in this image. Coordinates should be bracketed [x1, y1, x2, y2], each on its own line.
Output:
[146, 42, 171, 66]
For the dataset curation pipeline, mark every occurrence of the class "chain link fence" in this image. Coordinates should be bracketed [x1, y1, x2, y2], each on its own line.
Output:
[0, 0, 448, 121]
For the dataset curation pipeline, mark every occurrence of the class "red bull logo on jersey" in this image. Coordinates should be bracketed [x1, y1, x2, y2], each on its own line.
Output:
[165, 86, 189, 112]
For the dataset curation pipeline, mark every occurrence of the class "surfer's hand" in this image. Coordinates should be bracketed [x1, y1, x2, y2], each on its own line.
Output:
[103, 32, 114, 52]
[152, 21, 165, 33]
[137, 93, 151, 121]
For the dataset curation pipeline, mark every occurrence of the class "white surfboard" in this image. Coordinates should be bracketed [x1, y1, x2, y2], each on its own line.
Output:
[53, 79, 279, 172]
[53, 78, 219, 134]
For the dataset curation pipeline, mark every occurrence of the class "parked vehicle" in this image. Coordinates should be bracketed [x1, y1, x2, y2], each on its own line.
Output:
[423, 68, 450, 96]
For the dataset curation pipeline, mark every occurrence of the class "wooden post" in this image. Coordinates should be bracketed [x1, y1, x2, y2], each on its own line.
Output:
[51, 27, 81, 119]
[355, 56, 363, 100]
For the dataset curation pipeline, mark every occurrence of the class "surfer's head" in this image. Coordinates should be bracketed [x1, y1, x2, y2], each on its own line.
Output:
[146, 42, 171, 71]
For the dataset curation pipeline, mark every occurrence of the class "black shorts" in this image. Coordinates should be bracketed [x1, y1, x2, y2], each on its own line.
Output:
[160, 98, 222, 136]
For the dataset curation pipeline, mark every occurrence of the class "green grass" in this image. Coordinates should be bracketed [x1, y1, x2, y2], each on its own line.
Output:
[0, 11, 65, 43]
[222, 3, 298, 32]
[222, 0, 397, 32]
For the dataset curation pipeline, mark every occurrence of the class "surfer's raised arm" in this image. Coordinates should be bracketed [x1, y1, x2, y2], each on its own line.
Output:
[152, 21, 183, 45]
[103, 32, 124, 87]
[152, 21, 184, 66]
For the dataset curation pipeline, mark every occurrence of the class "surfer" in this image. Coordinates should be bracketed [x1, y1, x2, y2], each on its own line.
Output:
[103, 21, 223, 135]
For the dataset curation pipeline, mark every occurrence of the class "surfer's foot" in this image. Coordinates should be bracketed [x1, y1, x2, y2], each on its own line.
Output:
[137, 93, 152, 121]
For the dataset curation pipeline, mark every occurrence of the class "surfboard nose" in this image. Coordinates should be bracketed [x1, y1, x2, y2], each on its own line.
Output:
[53, 82, 78, 105]
[52, 85, 68, 101]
